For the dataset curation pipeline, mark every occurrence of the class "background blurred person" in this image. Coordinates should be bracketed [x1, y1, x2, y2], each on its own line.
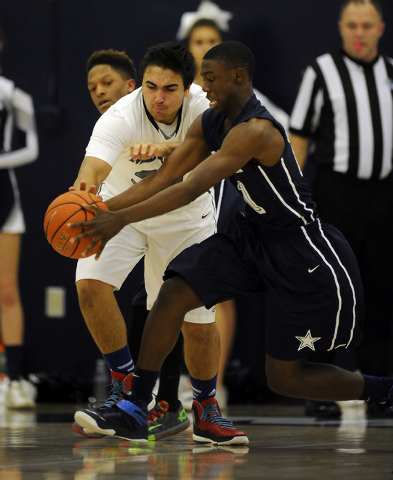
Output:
[0, 24, 39, 409]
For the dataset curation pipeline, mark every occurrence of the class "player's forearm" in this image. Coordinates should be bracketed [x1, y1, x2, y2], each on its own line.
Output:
[106, 171, 172, 211]
[117, 181, 198, 225]
[73, 157, 110, 191]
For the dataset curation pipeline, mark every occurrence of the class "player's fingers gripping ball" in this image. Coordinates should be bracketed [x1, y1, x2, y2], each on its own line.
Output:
[44, 191, 108, 258]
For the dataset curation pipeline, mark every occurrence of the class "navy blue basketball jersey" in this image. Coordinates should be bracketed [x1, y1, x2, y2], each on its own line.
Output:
[202, 95, 317, 232]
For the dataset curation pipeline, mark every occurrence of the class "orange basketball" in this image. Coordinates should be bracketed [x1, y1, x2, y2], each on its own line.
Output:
[44, 191, 108, 259]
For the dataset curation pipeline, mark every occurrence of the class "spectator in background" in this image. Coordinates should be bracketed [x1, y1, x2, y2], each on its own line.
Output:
[0, 25, 39, 409]
[289, 0, 392, 416]
[177, 1, 289, 410]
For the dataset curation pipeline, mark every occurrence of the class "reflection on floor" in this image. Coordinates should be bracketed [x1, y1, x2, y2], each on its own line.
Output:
[0, 401, 392, 479]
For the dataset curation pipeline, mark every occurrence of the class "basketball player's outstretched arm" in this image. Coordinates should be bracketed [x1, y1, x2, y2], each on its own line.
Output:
[71, 117, 284, 257]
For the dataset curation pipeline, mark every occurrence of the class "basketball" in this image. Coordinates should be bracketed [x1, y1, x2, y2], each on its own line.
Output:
[44, 191, 108, 259]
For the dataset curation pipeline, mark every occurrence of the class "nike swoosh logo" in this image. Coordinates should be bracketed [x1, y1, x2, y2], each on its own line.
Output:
[308, 265, 320, 273]
[202, 211, 212, 219]
[148, 424, 162, 430]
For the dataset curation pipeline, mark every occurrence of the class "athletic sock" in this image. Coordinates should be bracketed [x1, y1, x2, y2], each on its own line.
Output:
[190, 373, 218, 403]
[4, 345, 24, 381]
[127, 304, 149, 362]
[156, 333, 183, 411]
[157, 366, 182, 411]
[132, 367, 159, 404]
[360, 374, 393, 403]
[102, 345, 134, 376]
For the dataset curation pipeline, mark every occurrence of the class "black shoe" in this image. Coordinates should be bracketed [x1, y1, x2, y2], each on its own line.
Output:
[74, 394, 148, 441]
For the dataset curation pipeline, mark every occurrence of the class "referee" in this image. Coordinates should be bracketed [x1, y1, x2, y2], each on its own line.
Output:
[289, 0, 393, 384]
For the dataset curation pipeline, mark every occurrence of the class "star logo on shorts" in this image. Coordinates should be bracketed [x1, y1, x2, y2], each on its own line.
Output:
[295, 330, 321, 351]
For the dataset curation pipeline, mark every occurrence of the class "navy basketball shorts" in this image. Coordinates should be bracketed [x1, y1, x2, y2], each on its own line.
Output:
[165, 215, 364, 361]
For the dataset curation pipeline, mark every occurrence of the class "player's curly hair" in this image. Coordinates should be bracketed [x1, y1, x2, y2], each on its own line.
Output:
[139, 42, 196, 90]
[87, 49, 137, 81]
[203, 41, 255, 81]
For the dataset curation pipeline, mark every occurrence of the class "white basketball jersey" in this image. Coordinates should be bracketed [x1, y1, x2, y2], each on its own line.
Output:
[85, 83, 209, 200]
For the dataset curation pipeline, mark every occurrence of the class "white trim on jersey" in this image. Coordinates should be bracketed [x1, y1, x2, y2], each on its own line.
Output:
[0, 77, 38, 170]
[256, 159, 316, 225]
[85, 83, 209, 199]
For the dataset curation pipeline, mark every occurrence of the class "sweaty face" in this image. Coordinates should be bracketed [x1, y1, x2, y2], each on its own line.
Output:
[339, 2, 385, 62]
[188, 26, 223, 77]
[88, 65, 135, 114]
[200, 59, 235, 115]
[142, 66, 189, 125]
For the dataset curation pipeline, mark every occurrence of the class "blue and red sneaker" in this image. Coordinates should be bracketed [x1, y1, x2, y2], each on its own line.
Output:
[192, 397, 249, 446]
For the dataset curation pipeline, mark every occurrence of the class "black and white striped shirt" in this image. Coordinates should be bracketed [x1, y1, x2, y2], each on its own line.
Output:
[289, 50, 393, 180]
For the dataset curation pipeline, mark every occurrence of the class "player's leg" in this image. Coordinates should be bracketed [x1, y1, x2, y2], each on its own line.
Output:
[76, 232, 252, 444]
[265, 354, 364, 400]
[140, 207, 216, 439]
[77, 279, 128, 354]
[73, 226, 145, 438]
[0, 232, 35, 409]
[137, 276, 201, 370]
[213, 180, 245, 412]
[0, 233, 23, 346]
[138, 274, 247, 446]
[214, 299, 236, 410]
[265, 354, 393, 406]
[75, 275, 198, 441]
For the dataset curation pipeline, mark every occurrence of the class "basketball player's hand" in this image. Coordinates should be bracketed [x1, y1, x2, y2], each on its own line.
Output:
[68, 206, 124, 259]
[130, 142, 177, 160]
[69, 181, 99, 196]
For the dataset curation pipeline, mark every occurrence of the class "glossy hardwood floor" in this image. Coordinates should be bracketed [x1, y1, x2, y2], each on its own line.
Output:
[0, 401, 392, 479]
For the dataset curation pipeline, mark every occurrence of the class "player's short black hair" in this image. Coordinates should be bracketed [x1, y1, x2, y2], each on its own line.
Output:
[203, 41, 255, 81]
[339, 0, 383, 20]
[184, 18, 225, 49]
[87, 49, 137, 81]
[140, 42, 196, 90]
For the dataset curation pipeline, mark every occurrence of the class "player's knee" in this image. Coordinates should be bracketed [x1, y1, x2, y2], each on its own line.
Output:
[183, 321, 217, 345]
[76, 279, 108, 311]
[0, 284, 19, 307]
[157, 276, 199, 314]
[265, 355, 303, 396]
[266, 373, 289, 395]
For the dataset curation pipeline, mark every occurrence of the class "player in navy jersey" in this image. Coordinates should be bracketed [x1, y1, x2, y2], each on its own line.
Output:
[71, 41, 393, 444]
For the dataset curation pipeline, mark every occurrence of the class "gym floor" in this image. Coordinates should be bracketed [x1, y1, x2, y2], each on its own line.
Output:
[1, 401, 392, 479]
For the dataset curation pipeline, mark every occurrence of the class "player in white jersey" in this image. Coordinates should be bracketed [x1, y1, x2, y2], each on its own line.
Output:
[77, 70, 213, 315]
[73, 43, 245, 442]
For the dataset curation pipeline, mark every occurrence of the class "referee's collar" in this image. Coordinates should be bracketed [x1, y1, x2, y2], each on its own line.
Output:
[341, 48, 380, 69]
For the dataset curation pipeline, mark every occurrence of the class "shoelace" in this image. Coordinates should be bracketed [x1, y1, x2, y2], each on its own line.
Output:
[200, 402, 235, 429]
[90, 378, 125, 410]
[147, 400, 169, 422]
